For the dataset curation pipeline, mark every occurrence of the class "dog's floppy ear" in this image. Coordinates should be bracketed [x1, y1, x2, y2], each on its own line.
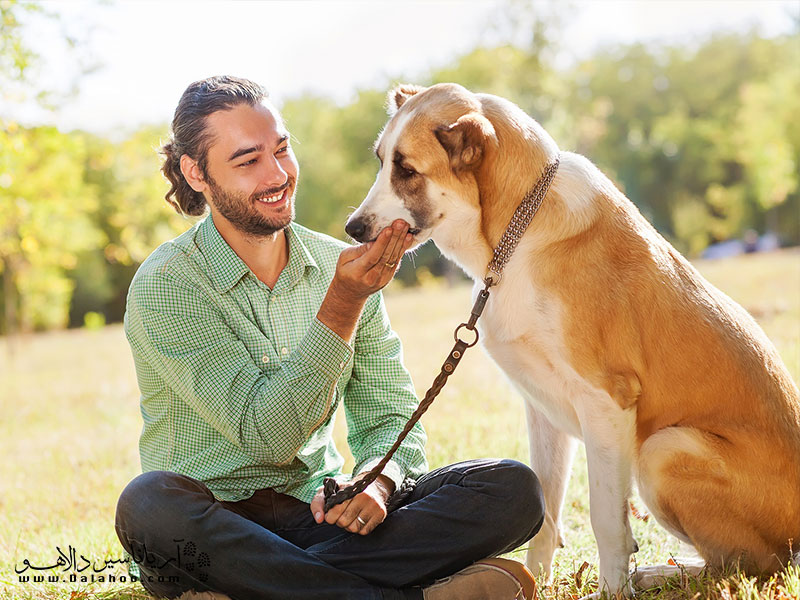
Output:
[388, 84, 426, 115]
[435, 113, 496, 172]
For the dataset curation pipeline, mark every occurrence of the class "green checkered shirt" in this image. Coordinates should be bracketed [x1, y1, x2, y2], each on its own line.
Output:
[124, 214, 427, 503]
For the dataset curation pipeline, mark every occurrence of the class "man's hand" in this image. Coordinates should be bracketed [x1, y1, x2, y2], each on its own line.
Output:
[317, 220, 412, 342]
[310, 474, 395, 535]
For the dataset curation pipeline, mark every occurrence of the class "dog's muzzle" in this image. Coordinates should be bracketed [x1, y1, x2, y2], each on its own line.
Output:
[345, 217, 369, 242]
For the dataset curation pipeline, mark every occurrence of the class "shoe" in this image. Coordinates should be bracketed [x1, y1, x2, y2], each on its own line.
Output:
[174, 591, 232, 600]
[422, 558, 536, 599]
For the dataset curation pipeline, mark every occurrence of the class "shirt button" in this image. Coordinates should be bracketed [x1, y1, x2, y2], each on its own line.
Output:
[281, 347, 288, 355]
[262, 354, 270, 364]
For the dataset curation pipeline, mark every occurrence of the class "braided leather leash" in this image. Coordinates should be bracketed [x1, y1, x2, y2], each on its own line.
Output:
[324, 155, 561, 513]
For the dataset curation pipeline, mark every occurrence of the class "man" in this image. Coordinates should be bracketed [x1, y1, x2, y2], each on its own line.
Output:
[115, 75, 545, 600]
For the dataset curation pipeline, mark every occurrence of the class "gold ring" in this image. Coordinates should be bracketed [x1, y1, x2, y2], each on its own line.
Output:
[356, 516, 367, 526]
[385, 261, 396, 268]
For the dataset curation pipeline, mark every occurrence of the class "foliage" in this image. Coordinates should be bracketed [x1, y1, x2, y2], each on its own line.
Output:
[71, 128, 197, 324]
[1, 0, 798, 332]
[0, 124, 100, 331]
[565, 34, 800, 253]
[282, 89, 389, 239]
[0, 0, 44, 97]
[0, 0, 106, 334]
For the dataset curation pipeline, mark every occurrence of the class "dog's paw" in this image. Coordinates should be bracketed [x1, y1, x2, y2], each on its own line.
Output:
[633, 559, 705, 590]
[525, 551, 554, 582]
[579, 591, 634, 600]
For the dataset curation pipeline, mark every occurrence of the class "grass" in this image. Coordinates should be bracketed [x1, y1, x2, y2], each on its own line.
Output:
[0, 248, 798, 599]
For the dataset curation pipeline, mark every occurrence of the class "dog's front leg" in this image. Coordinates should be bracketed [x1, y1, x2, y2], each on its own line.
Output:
[579, 402, 637, 598]
[524, 401, 578, 580]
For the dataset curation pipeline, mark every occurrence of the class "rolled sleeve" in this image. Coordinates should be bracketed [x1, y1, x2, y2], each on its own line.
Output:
[297, 318, 354, 379]
[355, 458, 406, 493]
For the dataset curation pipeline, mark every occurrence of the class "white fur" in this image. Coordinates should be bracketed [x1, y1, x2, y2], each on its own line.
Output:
[348, 111, 418, 238]
[477, 265, 638, 595]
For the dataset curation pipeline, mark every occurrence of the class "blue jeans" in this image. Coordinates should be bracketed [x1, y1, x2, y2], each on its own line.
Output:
[114, 458, 544, 600]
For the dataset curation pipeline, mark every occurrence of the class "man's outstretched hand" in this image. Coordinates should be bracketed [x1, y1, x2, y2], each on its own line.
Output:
[310, 473, 395, 535]
[317, 220, 412, 342]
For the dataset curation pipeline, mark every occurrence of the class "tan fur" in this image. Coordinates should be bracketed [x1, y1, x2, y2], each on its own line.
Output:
[354, 83, 800, 583]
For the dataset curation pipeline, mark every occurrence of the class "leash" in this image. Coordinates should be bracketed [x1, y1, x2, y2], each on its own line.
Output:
[324, 155, 561, 513]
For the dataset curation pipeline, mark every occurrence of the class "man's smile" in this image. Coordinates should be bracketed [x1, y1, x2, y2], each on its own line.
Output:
[255, 187, 289, 206]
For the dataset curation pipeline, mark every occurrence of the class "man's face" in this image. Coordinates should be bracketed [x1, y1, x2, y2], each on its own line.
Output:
[202, 101, 299, 238]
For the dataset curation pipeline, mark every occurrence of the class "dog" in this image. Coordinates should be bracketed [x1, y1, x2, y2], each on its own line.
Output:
[345, 83, 800, 597]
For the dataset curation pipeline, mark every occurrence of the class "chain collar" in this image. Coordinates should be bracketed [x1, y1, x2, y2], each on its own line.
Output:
[485, 155, 560, 286]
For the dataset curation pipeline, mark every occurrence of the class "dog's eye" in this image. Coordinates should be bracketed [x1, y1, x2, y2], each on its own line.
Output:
[394, 161, 417, 178]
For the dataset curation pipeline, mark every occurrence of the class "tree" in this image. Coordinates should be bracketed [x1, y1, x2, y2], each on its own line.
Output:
[0, 125, 99, 331]
[72, 127, 194, 325]
[1, 0, 105, 335]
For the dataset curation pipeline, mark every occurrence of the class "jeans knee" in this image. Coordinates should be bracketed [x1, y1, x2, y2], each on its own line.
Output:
[115, 470, 207, 538]
[488, 460, 545, 542]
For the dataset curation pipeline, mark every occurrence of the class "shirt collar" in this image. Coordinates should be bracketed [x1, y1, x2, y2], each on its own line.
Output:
[198, 215, 318, 294]
[277, 222, 319, 293]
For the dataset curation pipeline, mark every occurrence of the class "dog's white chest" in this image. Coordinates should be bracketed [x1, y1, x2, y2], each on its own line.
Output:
[476, 278, 589, 438]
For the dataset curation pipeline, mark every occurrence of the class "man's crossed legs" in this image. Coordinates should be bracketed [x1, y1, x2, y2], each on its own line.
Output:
[115, 458, 544, 599]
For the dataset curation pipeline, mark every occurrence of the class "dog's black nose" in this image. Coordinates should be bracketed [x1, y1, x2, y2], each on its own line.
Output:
[345, 218, 367, 242]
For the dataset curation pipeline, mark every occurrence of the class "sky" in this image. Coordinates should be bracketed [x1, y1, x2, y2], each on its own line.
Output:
[11, 0, 798, 135]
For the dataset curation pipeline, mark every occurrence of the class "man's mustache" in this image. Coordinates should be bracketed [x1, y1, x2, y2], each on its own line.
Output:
[251, 179, 293, 200]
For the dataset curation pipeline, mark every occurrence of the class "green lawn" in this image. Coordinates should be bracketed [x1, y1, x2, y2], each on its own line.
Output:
[1, 249, 798, 599]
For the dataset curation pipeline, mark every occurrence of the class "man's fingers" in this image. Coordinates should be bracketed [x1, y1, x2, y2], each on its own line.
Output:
[310, 490, 325, 524]
[360, 221, 406, 269]
[324, 498, 351, 525]
[372, 223, 408, 275]
[337, 495, 367, 530]
[340, 507, 379, 535]
[361, 227, 394, 267]
[351, 513, 373, 535]
[338, 241, 372, 266]
[381, 222, 409, 266]
[386, 232, 413, 269]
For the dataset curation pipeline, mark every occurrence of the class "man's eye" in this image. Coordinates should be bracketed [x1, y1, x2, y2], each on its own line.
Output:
[238, 158, 257, 167]
[276, 146, 289, 155]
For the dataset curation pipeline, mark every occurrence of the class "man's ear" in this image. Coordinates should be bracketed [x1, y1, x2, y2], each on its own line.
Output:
[434, 113, 496, 173]
[180, 154, 208, 193]
[387, 84, 426, 115]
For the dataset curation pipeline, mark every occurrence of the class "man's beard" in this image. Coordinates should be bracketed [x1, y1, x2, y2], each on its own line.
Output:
[206, 175, 296, 238]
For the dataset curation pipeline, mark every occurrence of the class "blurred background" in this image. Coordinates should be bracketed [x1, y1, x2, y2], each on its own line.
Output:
[1, 5, 799, 597]
[1, 0, 798, 336]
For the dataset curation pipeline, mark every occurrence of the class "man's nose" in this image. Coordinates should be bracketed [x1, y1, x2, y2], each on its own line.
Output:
[260, 156, 288, 187]
[345, 217, 367, 242]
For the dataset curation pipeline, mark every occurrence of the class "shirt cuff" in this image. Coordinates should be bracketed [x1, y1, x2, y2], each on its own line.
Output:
[355, 458, 406, 494]
[297, 318, 354, 379]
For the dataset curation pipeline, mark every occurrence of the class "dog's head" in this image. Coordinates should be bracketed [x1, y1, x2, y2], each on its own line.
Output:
[345, 83, 497, 247]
